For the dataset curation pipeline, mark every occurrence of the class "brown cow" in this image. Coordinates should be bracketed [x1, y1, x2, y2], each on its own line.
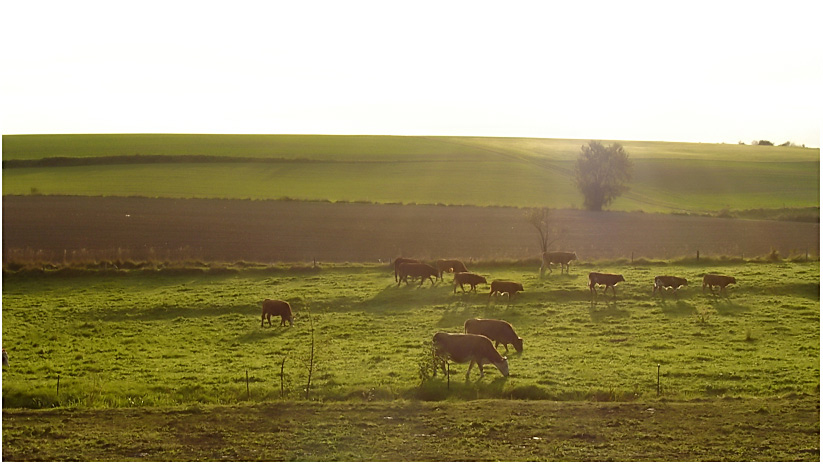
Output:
[540, 251, 577, 276]
[653, 275, 688, 296]
[397, 262, 438, 286]
[589, 272, 625, 297]
[432, 332, 509, 379]
[702, 274, 736, 294]
[261, 299, 294, 327]
[464, 318, 523, 353]
[393, 257, 420, 282]
[489, 280, 524, 301]
[453, 272, 487, 293]
[436, 259, 469, 281]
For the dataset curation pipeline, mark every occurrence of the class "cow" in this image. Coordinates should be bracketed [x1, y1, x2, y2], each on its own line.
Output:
[397, 262, 438, 287]
[702, 274, 736, 294]
[436, 259, 469, 281]
[589, 272, 625, 298]
[2, 349, 8, 367]
[453, 272, 487, 293]
[393, 257, 420, 282]
[653, 275, 688, 296]
[261, 299, 294, 327]
[432, 332, 509, 379]
[540, 251, 577, 276]
[464, 318, 523, 353]
[489, 280, 524, 301]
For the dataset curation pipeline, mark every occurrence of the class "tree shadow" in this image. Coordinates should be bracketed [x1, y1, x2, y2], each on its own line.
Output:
[588, 300, 629, 321]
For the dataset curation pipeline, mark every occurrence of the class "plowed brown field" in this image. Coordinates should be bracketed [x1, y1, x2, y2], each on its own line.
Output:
[2, 196, 819, 263]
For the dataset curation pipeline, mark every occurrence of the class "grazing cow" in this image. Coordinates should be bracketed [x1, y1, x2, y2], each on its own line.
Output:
[2, 349, 8, 367]
[589, 272, 625, 297]
[540, 251, 577, 276]
[393, 257, 420, 282]
[489, 280, 524, 301]
[432, 332, 509, 379]
[261, 299, 294, 327]
[453, 272, 487, 293]
[436, 259, 469, 281]
[397, 262, 439, 286]
[702, 274, 736, 294]
[653, 275, 688, 296]
[464, 318, 523, 353]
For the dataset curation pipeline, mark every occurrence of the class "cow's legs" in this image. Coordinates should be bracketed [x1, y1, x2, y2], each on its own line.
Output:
[466, 360, 475, 379]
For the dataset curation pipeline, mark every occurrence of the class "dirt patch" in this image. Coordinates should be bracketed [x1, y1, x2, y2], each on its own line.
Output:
[2, 196, 818, 263]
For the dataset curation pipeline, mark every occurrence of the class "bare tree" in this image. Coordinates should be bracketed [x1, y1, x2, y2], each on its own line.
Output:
[524, 207, 565, 254]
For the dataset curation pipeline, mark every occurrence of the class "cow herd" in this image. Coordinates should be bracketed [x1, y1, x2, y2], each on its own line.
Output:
[393, 253, 738, 380]
[259, 252, 738, 381]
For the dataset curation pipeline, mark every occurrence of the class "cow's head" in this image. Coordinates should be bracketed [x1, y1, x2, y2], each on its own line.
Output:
[494, 357, 509, 377]
[729, 277, 737, 284]
[617, 275, 626, 283]
[513, 337, 524, 353]
[517, 283, 524, 291]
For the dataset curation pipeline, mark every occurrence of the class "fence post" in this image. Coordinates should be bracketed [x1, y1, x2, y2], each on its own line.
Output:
[657, 364, 661, 396]
[696, 250, 700, 262]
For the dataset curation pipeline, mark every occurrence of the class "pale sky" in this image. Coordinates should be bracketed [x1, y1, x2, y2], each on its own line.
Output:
[1, 0, 821, 147]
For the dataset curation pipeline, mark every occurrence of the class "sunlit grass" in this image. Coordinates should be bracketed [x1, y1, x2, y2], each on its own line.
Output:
[2, 260, 818, 408]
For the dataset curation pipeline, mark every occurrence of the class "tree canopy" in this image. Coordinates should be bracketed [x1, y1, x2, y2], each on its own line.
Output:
[574, 141, 633, 211]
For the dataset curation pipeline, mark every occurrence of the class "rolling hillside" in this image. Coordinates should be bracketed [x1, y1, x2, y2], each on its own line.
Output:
[2, 134, 819, 214]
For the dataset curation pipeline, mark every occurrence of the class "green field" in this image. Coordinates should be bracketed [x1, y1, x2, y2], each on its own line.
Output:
[2, 261, 818, 409]
[2, 134, 820, 460]
[3, 134, 818, 213]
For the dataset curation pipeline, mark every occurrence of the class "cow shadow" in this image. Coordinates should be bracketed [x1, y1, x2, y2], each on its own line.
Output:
[236, 326, 295, 343]
[96, 304, 254, 322]
[360, 284, 445, 314]
[451, 287, 490, 300]
[436, 301, 492, 329]
[709, 299, 749, 315]
[540, 271, 580, 281]
[658, 299, 697, 317]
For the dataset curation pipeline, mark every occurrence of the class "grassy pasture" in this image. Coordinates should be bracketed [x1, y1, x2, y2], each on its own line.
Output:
[2, 261, 818, 409]
[3, 160, 818, 213]
[3, 134, 819, 213]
